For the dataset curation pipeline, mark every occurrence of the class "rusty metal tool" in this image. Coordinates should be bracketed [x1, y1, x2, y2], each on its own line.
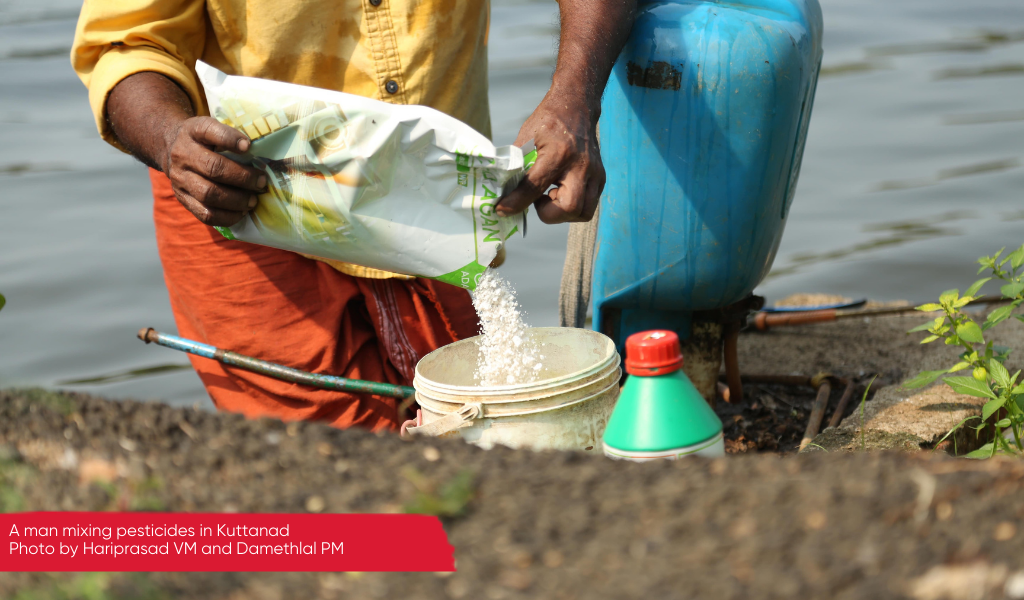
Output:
[753, 294, 1011, 331]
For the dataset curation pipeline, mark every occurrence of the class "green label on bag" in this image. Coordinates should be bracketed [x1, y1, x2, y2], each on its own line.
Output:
[523, 149, 538, 171]
[434, 260, 488, 290]
[214, 226, 237, 240]
[455, 153, 471, 173]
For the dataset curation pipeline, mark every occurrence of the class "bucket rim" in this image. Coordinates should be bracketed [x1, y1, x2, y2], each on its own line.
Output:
[418, 376, 621, 419]
[415, 366, 621, 410]
[414, 355, 619, 399]
[414, 327, 619, 393]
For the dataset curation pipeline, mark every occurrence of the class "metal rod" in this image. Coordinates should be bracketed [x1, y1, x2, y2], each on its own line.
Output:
[800, 376, 832, 451]
[826, 379, 857, 429]
[723, 322, 743, 403]
[754, 294, 1012, 331]
[137, 328, 416, 399]
[726, 373, 851, 450]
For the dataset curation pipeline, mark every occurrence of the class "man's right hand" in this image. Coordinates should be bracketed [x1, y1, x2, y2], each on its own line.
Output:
[107, 72, 266, 228]
[160, 117, 267, 227]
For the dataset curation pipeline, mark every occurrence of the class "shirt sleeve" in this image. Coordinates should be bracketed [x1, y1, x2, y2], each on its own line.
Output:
[71, 0, 208, 152]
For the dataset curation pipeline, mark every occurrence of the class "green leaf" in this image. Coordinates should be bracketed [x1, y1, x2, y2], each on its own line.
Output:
[953, 296, 973, 308]
[983, 305, 1015, 329]
[945, 376, 997, 399]
[939, 289, 960, 305]
[955, 321, 985, 344]
[0, 293, 5, 313]
[988, 358, 1011, 389]
[965, 278, 991, 297]
[995, 418, 1012, 428]
[991, 345, 1012, 359]
[1011, 384, 1024, 395]
[920, 335, 940, 344]
[909, 313, 937, 331]
[915, 303, 943, 312]
[964, 442, 996, 459]
[982, 398, 1006, 421]
[902, 370, 946, 390]
[931, 416, 981, 456]
[947, 361, 971, 373]
[1008, 244, 1024, 270]
[1017, 315, 1024, 324]
[1001, 282, 1024, 298]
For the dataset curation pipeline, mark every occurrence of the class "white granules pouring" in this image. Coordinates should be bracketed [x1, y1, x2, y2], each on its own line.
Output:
[471, 269, 544, 386]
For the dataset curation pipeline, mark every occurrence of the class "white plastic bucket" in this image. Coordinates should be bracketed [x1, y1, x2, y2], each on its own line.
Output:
[405, 327, 621, 451]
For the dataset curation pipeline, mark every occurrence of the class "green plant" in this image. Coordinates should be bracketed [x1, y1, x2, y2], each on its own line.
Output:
[904, 244, 1024, 458]
[859, 376, 877, 452]
[0, 292, 6, 312]
[402, 467, 475, 518]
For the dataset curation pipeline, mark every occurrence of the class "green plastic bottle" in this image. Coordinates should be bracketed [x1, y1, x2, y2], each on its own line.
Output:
[603, 330, 724, 460]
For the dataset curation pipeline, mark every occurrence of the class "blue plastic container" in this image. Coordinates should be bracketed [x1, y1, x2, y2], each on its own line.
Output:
[593, 0, 823, 349]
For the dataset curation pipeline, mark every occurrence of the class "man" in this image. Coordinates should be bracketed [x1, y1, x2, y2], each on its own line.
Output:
[71, 0, 635, 431]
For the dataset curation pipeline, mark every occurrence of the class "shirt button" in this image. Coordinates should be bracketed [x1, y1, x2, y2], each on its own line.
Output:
[369, 0, 381, 6]
[385, 80, 399, 94]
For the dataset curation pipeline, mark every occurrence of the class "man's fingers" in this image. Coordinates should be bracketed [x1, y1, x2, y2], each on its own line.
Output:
[178, 171, 256, 213]
[174, 190, 247, 227]
[496, 151, 564, 217]
[536, 170, 588, 224]
[187, 116, 252, 154]
[188, 146, 266, 191]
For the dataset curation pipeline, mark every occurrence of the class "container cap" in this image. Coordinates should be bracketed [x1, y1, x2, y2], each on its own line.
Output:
[624, 330, 684, 376]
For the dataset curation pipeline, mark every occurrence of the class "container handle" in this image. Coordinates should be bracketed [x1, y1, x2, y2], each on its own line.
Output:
[401, 403, 482, 439]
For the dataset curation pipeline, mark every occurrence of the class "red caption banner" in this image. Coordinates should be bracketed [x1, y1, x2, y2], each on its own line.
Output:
[1, 512, 454, 572]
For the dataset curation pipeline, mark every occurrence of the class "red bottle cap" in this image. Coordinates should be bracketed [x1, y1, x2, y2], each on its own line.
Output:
[624, 330, 684, 376]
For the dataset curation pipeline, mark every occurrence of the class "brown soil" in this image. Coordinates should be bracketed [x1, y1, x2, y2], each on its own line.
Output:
[719, 312, 1024, 455]
[2, 314, 1024, 599]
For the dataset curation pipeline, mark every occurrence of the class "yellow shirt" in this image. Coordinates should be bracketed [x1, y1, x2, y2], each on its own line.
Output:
[71, 0, 492, 280]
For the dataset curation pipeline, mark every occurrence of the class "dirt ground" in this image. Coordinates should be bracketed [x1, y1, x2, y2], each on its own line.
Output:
[2, 314, 1024, 599]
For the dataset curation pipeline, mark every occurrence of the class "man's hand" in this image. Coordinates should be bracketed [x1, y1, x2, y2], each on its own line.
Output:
[107, 72, 266, 227]
[496, 0, 636, 224]
[496, 93, 603, 224]
[161, 117, 266, 226]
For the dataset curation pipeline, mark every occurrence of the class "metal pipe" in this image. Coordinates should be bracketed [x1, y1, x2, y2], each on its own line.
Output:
[754, 294, 1012, 331]
[727, 373, 851, 450]
[723, 322, 743, 403]
[826, 379, 857, 429]
[799, 374, 832, 451]
[137, 328, 416, 399]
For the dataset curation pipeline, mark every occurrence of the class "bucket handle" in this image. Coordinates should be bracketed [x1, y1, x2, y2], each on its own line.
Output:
[401, 403, 482, 439]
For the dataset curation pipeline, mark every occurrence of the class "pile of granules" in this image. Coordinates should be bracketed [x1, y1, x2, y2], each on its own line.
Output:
[471, 269, 544, 386]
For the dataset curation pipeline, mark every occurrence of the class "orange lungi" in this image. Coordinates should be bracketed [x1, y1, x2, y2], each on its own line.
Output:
[149, 169, 480, 432]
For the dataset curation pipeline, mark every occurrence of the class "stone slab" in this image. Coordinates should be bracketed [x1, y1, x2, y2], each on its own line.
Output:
[807, 382, 987, 453]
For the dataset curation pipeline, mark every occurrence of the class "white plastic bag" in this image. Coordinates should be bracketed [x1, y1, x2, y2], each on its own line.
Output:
[195, 61, 532, 290]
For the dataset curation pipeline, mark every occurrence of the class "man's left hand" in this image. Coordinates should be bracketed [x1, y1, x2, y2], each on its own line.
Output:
[496, 92, 605, 224]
